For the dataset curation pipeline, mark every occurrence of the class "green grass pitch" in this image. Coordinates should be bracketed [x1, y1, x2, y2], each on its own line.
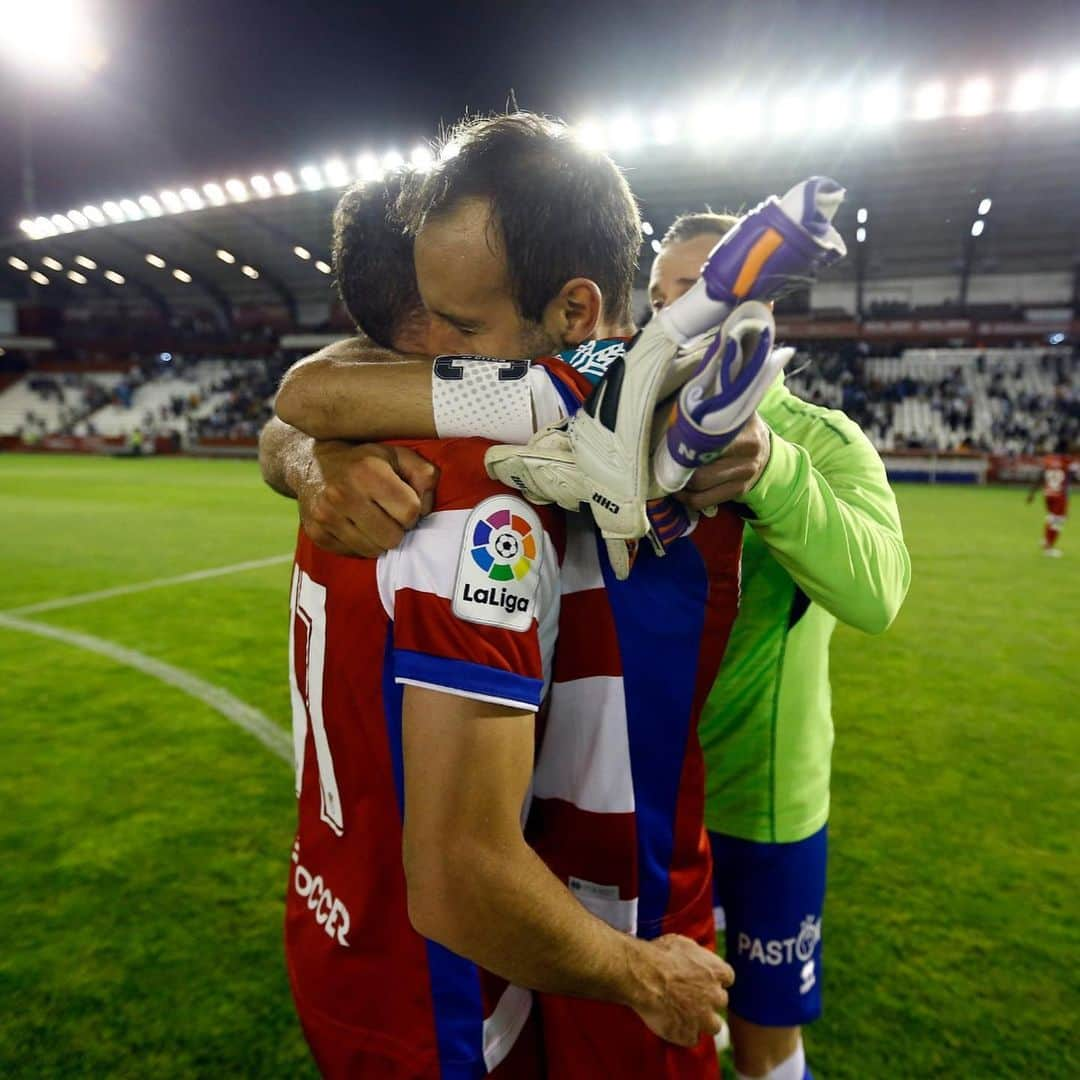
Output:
[0, 454, 1076, 1078]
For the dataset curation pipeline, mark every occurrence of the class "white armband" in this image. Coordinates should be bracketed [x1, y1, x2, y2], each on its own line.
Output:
[431, 355, 539, 443]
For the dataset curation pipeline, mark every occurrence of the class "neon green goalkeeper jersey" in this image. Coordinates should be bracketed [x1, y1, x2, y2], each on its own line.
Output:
[700, 376, 911, 844]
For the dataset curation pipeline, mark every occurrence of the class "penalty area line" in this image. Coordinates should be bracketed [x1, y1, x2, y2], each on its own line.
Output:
[5, 554, 294, 616]
[0, 612, 292, 764]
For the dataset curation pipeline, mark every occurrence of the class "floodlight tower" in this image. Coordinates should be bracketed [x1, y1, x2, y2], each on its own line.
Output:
[0, 0, 105, 214]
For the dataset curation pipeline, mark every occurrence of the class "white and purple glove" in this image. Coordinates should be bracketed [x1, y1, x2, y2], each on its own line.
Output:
[653, 301, 792, 494]
[659, 176, 846, 347]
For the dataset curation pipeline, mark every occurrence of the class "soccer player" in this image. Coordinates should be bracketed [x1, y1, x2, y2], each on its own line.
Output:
[649, 212, 911, 1080]
[1026, 446, 1074, 556]
[266, 113, 748, 1078]
[282, 171, 735, 1078]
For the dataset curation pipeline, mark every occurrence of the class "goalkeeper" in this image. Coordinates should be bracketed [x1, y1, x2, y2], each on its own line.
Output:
[646, 212, 911, 1080]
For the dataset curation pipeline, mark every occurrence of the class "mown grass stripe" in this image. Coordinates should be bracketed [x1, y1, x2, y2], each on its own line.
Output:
[0, 612, 292, 763]
[5, 554, 294, 616]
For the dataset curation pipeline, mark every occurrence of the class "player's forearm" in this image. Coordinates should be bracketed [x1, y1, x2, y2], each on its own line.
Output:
[275, 347, 436, 441]
[258, 417, 312, 498]
[744, 433, 911, 634]
[408, 833, 655, 1010]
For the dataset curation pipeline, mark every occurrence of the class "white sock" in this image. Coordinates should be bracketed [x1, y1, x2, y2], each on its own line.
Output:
[735, 1037, 805, 1080]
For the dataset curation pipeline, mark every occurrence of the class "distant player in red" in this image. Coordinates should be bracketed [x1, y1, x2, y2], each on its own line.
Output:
[1027, 451, 1075, 557]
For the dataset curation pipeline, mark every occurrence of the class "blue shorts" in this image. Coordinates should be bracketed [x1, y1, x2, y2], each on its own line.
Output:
[709, 825, 827, 1027]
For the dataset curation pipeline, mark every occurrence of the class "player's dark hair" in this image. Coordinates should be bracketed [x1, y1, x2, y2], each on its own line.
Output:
[332, 172, 422, 349]
[403, 112, 641, 329]
[661, 211, 739, 248]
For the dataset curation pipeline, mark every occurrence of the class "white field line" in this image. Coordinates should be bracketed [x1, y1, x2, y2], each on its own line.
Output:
[0, 612, 292, 763]
[5, 554, 294, 616]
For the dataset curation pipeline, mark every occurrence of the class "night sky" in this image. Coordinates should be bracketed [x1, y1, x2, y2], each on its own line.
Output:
[1, 0, 1077, 229]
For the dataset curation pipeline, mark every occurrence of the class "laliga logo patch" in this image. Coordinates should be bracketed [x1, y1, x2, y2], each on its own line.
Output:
[470, 507, 537, 581]
[454, 496, 543, 632]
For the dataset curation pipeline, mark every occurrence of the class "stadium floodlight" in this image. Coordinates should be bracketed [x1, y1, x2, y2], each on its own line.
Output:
[1057, 65, 1080, 108]
[608, 113, 642, 152]
[172, 268, 192, 283]
[650, 239, 661, 254]
[729, 97, 764, 137]
[225, 178, 248, 202]
[314, 260, 331, 274]
[814, 89, 851, 131]
[241, 264, 259, 279]
[687, 101, 722, 148]
[381, 150, 405, 172]
[410, 144, 435, 171]
[103, 269, 125, 284]
[30, 271, 49, 285]
[203, 182, 228, 206]
[51, 213, 75, 234]
[42, 256, 63, 271]
[179, 187, 203, 211]
[300, 165, 324, 191]
[138, 195, 162, 217]
[355, 153, 382, 183]
[145, 253, 166, 268]
[18, 219, 38, 238]
[861, 81, 900, 125]
[856, 227, 867, 243]
[773, 92, 809, 134]
[576, 120, 607, 151]
[913, 80, 946, 120]
[958, 77, 993, 117]
[1008, 70, 1048, 112]
[651, 112, 680, 146]
[8, 256, 29, 271]
[324, 159, 350, 187]
[66, 270, 87, 284]
[978, 197, 992, 215]
[642, 221, 654, 236]
[75, 255, 96, 269]
[273, 170, 297, 195]
[250, 174, 273, 198]
[159, 190, 184, 214]
[66, 209, 89, 229]
[971, 219, 985, 237]
[119, 199, 143, 220]
[0, 0, 105, 82]
[856, 207, 869, 224]
[216, 249, 236, 264]
[82, 204, 106, 226]
[293, 245, 311, 260]
[102, 201, 125, 223]
[32, 215, 57, 237]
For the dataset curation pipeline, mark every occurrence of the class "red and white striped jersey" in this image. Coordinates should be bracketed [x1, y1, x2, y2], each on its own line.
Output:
[285, 437, 563, 1077]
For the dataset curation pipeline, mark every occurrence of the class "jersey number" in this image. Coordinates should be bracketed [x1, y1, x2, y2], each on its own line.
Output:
[289, 567, 344, 835]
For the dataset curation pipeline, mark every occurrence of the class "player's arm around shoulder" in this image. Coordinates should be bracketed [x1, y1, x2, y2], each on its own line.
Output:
[274, 335, 436, 441]
[679, 377, 911, 634]
[749, 380, 911, 633]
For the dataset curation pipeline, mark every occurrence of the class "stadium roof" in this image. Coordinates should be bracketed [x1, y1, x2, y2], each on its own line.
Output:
[2, 68, 1079, 319]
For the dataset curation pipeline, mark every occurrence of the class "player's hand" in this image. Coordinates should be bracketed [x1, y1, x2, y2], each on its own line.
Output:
[297, 440, 439, 558]
[675, 412, 771, 511]
[625, 934, 734, 1047]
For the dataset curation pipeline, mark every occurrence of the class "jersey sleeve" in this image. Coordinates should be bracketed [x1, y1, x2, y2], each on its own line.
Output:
[745, 377, 912, 635]
[376, 491, 561, 713]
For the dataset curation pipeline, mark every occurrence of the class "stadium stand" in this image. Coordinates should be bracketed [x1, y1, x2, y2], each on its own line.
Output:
[788, 346, 1078, 454]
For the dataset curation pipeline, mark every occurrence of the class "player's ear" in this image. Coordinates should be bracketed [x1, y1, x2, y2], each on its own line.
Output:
[541, 278, 603, 348]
